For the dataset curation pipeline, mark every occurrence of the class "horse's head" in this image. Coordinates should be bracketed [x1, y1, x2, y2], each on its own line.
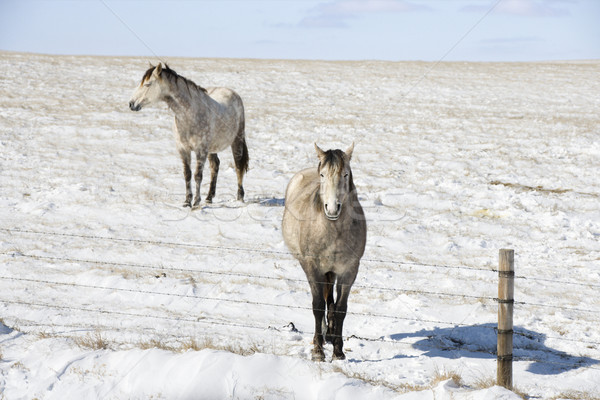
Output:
[315, 143, 355, 221]
[129, 63, 167, 111]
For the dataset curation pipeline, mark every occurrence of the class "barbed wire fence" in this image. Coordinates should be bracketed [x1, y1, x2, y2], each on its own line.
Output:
[1, 227, 599, 376]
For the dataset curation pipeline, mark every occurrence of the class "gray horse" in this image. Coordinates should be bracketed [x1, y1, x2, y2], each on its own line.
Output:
[282, 143, 367, 361]
[129, 63, 248, 207]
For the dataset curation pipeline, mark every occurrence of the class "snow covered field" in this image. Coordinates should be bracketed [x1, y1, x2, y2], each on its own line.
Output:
[0, 51, 599, 399]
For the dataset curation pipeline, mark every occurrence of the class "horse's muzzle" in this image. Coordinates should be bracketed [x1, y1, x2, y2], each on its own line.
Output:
[324, 203, 342, 220]
[129, 101, 141, 112]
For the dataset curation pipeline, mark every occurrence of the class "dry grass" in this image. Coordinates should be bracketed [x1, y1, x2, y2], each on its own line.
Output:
[136, 336, 261, 356]
[330, 364, 464, 394]
[72, 331, 110, 350]
[549, 391, 600, 400]
[330, 365, 530, 399]
[430, 365, 463, 387]
[330, 364, 421, 393]
[36, 331, 55, 340]
[489, 180, 595, 196]
[471, 375, 497, 390]
[471, 208, 503, 220]
[10, 361, 28, 372]
[471, 375, 527, 399]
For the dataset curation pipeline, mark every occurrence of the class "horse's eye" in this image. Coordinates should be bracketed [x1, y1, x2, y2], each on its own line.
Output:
[144, 82, 152, 87]
[344, 173, 349, 178]
[320, 173, 324, 178]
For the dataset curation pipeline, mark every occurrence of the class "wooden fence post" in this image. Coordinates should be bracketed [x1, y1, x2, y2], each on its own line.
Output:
[497, 249, 514, 390]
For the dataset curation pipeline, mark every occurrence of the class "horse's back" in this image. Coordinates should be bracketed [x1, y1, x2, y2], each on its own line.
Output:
[284, 167, 320, 220]
[285, 167, 316, 199]
[206, 87, 243, 111]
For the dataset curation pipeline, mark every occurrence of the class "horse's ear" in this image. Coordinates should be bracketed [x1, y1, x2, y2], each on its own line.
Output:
[314, 143, 326, 160]
[345, 142, 355, 161]
[154, 63, 163, 76]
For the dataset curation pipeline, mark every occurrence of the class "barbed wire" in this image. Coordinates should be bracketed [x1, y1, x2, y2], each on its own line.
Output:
[513, 300, 599, 315]
[3, 227, 489, 273]
[5, 227, 599, 288]
[513, 328, 600, 347]
[0, 252, 498, 302]
[5, 250, 600, 319]
[0, 227, 286, 258]
[2, 272, 600, 349]
[0, 311, 500, 363]
[3, 228, 599, 319]
[3, 299, 599, 373]
[3, 248, 599, 315]
[0, 274, 491, 326]
[514, 274, 600, 290]
[2, 227, 600, 369]
[1, 298, 261, 333]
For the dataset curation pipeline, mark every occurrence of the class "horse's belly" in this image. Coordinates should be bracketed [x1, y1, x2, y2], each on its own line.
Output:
[175, 121, 237, 154]
[208, 130, 236, 153]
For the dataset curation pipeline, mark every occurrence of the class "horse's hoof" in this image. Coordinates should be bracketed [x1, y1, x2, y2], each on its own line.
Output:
[332, 351, 346, 361]
[311, 350, 325, 362]
[205, 197, 213, 204]
[183, 202, 192, 208]
[192, 199, 202, 207]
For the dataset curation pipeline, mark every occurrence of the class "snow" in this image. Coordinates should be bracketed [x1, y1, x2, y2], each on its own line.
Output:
[1, 51, 599, 399]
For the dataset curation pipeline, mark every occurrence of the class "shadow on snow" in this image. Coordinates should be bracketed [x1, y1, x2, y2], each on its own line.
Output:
[389, 323, 599, 375]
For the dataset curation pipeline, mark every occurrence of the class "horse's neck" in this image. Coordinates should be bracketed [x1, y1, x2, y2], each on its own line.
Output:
[164, 78, 213, 118]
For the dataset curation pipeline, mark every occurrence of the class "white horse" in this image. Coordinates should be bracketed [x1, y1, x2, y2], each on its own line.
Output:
[129, 63, 248, 207]
[282, 143, 367, 361]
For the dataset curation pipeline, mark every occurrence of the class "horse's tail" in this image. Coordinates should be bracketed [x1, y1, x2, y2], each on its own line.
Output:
[234, 118, 249, 174]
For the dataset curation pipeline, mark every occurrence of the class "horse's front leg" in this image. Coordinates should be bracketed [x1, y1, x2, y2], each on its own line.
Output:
[180, 151, 193, 207]
[206, 153, 220, 204]
[311, 291, 326, 362]
[331, 271, 357, 361]
[307, 272, 326, 362]
[324, 272, 335, 344]
[193, 150, 208, 207]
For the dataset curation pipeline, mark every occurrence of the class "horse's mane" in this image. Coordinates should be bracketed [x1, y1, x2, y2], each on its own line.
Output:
[319, 149, 346, 174]
[143, 64, 208, 94]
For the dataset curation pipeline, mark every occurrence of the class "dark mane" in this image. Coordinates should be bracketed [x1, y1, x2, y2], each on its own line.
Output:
[142, 64, 207, 93]
[141, 65, 154, 84]
[319, 149, 346, 174]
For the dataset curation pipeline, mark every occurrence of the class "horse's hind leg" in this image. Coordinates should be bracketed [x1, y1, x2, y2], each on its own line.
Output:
[231, 134, 249, 201]
[180, 151, 193, 207]
[206, 153, 220, 203]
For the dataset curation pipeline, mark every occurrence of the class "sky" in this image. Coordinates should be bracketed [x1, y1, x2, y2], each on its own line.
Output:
[0, 0, 598, 62]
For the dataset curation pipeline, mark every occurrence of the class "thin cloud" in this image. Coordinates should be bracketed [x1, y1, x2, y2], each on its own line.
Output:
[461, 0, 571, 17]
[300, 0, 430, 28]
